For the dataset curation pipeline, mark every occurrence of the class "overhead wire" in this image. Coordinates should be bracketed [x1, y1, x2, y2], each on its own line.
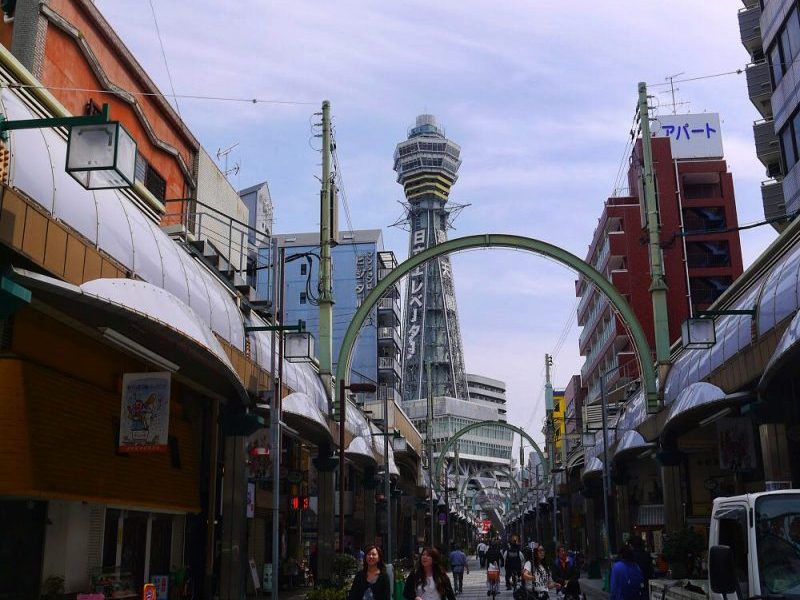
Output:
[147, 0, 180, 116]
[3, 82, 317, 106]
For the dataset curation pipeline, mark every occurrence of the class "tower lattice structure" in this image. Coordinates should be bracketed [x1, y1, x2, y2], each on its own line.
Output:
[394, 114, 468, 402]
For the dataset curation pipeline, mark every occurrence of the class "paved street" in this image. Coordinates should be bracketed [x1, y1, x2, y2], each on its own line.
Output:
[445, 557, 607, 600]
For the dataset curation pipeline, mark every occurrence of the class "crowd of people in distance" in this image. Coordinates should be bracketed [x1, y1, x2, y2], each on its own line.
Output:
[344, 534, 666, 600]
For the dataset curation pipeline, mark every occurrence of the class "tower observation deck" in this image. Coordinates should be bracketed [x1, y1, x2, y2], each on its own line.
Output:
[394, 114, 468, 402]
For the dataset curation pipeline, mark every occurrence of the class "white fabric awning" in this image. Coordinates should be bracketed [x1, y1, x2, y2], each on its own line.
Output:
[10, 268, 247, 402]
[760, 308, 800, 392]
[663, 382, 726, 434]
[582, 457, 604, 480]
[282, 392, 332, 444]
[613, 430, 653, 461]
[345, 436, 376, 465]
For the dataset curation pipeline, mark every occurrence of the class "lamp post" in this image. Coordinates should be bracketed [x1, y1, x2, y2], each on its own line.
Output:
[244, 245, 313, 600]
[338, 380, 377, 553]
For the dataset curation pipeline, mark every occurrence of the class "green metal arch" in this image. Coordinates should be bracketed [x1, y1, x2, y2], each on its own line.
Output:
[334, 234, 657, 419]
[433, 420, 545, 494]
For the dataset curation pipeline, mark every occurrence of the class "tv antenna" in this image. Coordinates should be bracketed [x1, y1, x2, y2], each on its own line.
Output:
[217, 143, 241, 178]
[663, 72, 690, 114]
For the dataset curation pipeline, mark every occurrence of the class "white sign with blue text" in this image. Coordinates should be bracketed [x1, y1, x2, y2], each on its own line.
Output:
[652, 113, 723, 159]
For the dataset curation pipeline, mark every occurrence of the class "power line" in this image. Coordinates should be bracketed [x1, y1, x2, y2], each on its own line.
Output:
[148, 0, 180, 116]
[2, 82, 317, 106]
[646, 67, 744, 88]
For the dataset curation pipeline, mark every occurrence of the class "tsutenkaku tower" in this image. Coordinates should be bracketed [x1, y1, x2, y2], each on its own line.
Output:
[394, 114, 468, 401]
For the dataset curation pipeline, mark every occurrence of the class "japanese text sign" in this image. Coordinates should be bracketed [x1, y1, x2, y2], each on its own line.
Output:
[652, 113, 723, 159]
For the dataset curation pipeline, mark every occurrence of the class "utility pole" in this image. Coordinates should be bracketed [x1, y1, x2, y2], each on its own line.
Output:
[318, 100, 336, 582]
[319, 100, 335, 394]
[544, 354, 557, 547]
[638, 82, 671, 400]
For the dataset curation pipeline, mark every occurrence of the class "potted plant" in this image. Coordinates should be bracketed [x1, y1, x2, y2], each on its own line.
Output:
[662, 527, 706, 579]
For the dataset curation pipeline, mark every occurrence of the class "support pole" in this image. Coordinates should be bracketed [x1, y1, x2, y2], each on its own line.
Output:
[339, 378, 346, 553]
[427, 361, 435, 547]
[270, 243, 285, 599]
[384, 375, 392, 563]
[600, 373, 612, 558]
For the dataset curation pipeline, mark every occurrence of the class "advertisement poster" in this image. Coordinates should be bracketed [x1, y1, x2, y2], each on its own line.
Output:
[119, 372, 171, 452]
[718, 417, 756, 471]
[150, 576, 168, 600]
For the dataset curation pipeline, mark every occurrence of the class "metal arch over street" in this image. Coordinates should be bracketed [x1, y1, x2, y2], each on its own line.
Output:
[333, 233, 659, 428]
[433, 420, 546, 494]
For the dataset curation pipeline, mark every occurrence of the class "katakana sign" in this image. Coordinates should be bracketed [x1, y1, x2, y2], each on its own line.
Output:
[653, 113, 723, 159]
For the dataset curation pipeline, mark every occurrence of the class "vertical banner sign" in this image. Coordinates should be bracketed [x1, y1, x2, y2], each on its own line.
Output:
[717, 417, 755, 471]
[247, 482, 256, 518]
[119, 372, 171, 452]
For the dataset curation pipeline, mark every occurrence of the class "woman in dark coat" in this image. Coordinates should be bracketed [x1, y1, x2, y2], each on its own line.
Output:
[348, 544, 392, 600]
[403, 547, 456, 600]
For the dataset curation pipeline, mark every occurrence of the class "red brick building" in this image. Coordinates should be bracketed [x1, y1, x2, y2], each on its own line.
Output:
[576, 136, 744, 407]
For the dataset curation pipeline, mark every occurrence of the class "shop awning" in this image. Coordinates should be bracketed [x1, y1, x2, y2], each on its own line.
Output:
[613, 431, 653, 462]
[582, 457, 604, 480]
[566, 447, 585, 471]
[10, 268, 247, 403]
[662, 382, 725, 436]
[759, 308, 800, 393]
[282, 392, 333, 445]
[634, 504, 664, 527]
[345, 436, 376, 466]
[370, 423, 400, 479]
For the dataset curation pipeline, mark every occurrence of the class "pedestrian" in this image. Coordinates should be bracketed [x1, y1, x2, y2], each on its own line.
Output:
[485, 541, 504, 572]
[504, 536, 523, 590]
[527, 545, 561, 600]
[348, 544, 391, 600]
[477, 539, 488, 568]
[449, 543, 470, 595]
[403, 547, 456, 600]
[629, 537, 653, 591]
[610, 543, 645, 600]
[551, 545, 580, 599]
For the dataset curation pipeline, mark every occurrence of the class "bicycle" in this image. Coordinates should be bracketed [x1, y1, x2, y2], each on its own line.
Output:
[487, 564, 501, 599]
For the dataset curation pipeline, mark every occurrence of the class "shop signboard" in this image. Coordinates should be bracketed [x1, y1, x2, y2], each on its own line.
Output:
[652, 113, 723, 159]
[149, 576, 168, 600]
[717, 417, 756, 471]
[119, 372, 171, 452]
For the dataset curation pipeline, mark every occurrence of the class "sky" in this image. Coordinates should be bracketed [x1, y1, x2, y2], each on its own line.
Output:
[93, 1, 773, 450]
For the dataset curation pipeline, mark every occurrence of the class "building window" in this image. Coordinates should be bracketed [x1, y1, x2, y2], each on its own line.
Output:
[686, 241, 731, 268]
[768, 6, 800, 86]
[135, 154, 167, 202]
[300, 292, 307, 304]
[682, 173, 721, 200]
[300, 263, 307, 275]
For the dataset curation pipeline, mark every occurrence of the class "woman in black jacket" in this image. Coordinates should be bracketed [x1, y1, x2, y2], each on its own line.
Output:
[403, 547, 456, 600]
[348, 545, 392, 600]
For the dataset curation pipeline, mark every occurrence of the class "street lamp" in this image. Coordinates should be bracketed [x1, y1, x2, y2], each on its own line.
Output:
[681, 308, 756, 350]
[338, 380, 377, 553]
[0, 103, 137, 190]
[370, 425, 405, 562]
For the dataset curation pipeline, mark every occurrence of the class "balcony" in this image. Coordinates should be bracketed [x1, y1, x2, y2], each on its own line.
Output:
[377, 296, 401, 324]
[377, 326, 402, 350]
[754, 119, 780, 170]
[761, 179, 786, 225]
[377, 386, 402, 404]
[739, 4, 762, 54]
[746, 61, 773, 119]
[378, 355, 402, 377]
[578, 296, 609, 352]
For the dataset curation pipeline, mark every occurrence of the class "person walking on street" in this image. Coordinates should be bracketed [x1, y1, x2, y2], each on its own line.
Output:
[348, 545, 391, 600]
[528, 545, 561, 600]
[610, 543, 646, 600]
[449, 544, 469, 595]
[630, 537, 653, 592]
[551, 545, 580, 599]
[403, 547, 456, 600]
[477, 539, 488, 568]
[504, 536, 523, 590]
[485, 541, 504, 573]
